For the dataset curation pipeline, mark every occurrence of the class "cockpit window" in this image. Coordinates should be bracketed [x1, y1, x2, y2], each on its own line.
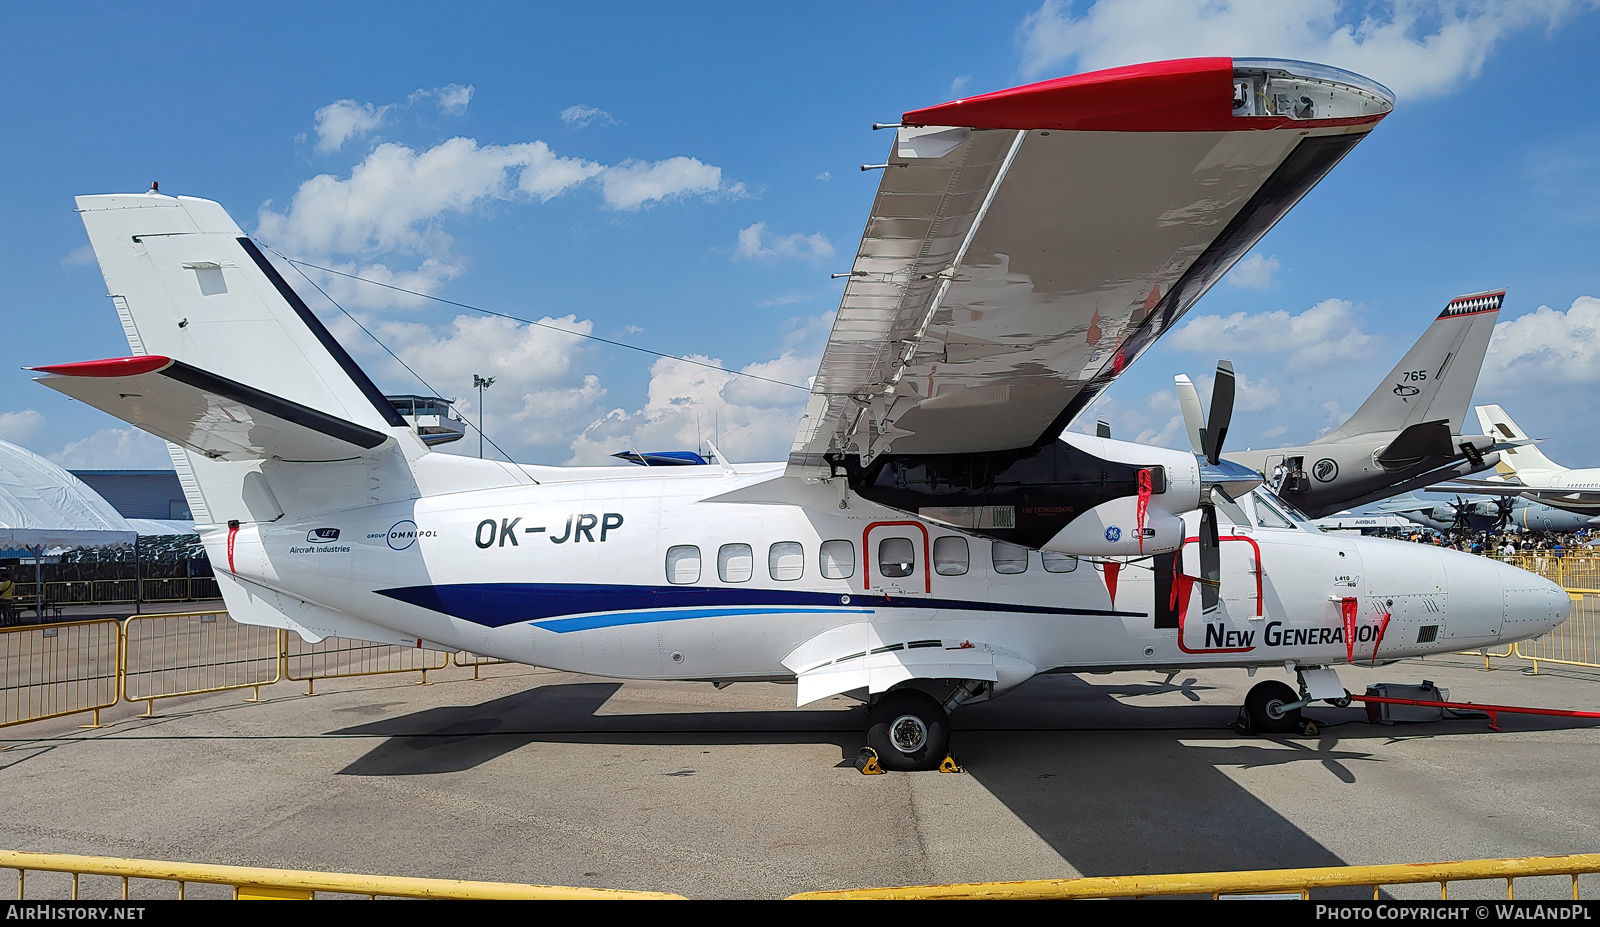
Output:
[1253, 492, 1296, 529]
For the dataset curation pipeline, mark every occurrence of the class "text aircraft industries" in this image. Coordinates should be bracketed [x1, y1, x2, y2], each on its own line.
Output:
[1427, 406, 1600, 519]
[35, 59, 1570, 770]
[1194, 290, 1515, 519]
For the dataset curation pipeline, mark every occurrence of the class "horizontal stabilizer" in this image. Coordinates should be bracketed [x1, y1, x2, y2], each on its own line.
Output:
[32, 355, 390, 462]
[1375, 420, 1453, 468]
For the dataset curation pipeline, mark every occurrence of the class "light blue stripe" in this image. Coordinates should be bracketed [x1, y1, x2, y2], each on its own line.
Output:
[533, 606, 874, 633]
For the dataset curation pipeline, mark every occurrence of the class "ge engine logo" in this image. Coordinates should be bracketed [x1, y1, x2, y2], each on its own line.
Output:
[1104, 526, 1122, 542]
[1313, 458, 1339, 482]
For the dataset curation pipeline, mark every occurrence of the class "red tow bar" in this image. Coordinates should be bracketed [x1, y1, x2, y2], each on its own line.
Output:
[1352, 694, 1600, 732]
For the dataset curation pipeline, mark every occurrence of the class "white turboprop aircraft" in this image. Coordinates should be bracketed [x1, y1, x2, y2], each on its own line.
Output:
[35, 59, 1569, 770]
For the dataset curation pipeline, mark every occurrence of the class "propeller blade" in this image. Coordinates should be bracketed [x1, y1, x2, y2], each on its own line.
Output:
[1203, 361, 1234, 465]
[1174, 374, 1205, 455]
[1199, 496, 1221, 613]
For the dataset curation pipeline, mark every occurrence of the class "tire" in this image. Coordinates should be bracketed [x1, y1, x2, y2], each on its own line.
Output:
[867, 689, 950, 771]
[1244, 680, 1302, 734]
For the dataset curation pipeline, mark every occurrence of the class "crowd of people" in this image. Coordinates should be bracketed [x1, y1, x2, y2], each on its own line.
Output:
[1374, 528, 1597, 558]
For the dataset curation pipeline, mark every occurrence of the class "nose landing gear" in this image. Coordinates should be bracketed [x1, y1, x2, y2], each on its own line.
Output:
[1243, 679, 1305, 734]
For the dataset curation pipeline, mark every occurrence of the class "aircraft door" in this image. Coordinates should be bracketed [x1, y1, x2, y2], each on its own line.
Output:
[863, 521, 930, 596]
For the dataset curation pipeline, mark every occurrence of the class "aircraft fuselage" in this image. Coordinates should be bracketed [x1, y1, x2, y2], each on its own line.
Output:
[218, 466, 1568, 695]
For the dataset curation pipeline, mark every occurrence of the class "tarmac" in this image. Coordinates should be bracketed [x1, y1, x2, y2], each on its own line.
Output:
[1, 650, 1598, 900]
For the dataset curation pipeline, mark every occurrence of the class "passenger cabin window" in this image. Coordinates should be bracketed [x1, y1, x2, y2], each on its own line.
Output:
[819, 540, 855, 579]
[665, 545, 701, 584]
[933, 536, 970, 575]
[992, 541, 1029, 574]
[878, 537, 916, 578]
[718, 543, 753, 583]
[1041, 551, 1079, 573]
[769, 541, 804, 581]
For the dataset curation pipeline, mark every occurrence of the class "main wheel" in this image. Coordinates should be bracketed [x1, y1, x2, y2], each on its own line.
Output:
[867, 689, 950, 771]
[1244, 680, 1302, 734]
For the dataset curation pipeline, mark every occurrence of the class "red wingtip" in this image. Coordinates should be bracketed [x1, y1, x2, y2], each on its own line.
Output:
[903, 58, 1237, 132]
[31, 355, 173, 377]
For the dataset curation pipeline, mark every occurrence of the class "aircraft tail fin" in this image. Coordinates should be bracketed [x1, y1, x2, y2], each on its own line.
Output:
[1318, 290, 1502, 442]
[67, 192, 422, 526]
[74, 192, 406, 434]
[1475, 404, 1563, 476]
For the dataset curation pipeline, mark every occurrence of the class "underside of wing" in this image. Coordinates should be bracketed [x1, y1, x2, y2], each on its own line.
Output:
[32, 355, 390, 462]
[790, 57, 1393, 474]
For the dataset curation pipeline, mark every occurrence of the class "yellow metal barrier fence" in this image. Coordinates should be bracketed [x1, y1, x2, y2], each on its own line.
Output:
[284, 635, 450, 694]
[0, 620, 120, 729]
[120, 612, 282, 713]
[789, 852, 1600, 900]
[0, 849, 685, 900]
[1516, 592, 1600, 674]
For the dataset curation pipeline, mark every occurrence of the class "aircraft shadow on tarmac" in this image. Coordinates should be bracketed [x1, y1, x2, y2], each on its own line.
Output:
[329, 682, 866, 777]
[327, 673, 1598, 888]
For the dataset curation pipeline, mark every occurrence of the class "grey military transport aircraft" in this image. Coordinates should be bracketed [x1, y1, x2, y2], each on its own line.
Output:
[1185, 290, 1518, 519]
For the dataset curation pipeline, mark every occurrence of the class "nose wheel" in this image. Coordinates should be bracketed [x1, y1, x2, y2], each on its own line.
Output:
[866, 689, 950, 771]
[1243, 680, 1304, 734]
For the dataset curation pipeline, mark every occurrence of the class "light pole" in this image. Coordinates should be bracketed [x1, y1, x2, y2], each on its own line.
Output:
[472, 374, 495, 458]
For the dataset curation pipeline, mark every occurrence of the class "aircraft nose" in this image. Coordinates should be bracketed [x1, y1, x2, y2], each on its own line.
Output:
[1498, 562, 1573, 642]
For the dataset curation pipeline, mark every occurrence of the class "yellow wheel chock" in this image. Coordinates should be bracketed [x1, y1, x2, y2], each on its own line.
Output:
[855, 747, 884, 775]
[938, 755, 963, 774]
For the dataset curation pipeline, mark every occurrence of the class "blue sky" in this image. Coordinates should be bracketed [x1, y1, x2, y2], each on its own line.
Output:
[4, 1, 1600, 474]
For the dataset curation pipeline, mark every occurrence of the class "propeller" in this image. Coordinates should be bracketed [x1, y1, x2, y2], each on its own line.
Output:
[1449, 495, 1475, 534]
[1494, 496, 1517, 533]
[1174, 361, 1258, 613]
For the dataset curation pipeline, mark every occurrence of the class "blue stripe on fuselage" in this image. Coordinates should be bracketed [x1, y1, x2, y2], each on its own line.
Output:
[374, 582, 1144, 630]
[534, 606, 873, 633]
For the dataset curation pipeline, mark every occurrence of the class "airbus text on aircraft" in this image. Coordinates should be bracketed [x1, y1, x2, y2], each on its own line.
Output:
[1180, 290, 1513, 519]
[35, 59, 1569, 770]
[1429, 405, 1600, 517]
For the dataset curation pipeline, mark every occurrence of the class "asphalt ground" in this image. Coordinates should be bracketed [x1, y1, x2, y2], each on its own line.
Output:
[1, 653, 1598, 900]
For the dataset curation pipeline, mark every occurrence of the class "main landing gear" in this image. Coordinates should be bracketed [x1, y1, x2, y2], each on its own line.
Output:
[865, 689, 950, 771]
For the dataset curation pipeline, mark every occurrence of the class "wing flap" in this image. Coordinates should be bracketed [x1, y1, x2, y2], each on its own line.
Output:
[33, 355, 390, 462]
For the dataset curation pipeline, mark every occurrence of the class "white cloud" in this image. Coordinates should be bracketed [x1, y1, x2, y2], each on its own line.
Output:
[1016, 0, 1578, 99]
[951, 75, 972, 95]
[565, 351, 815, 465]
[599, 157, 726, 210]
[411, 83, 474, 114]
[369, 313, 611, 458]
[816, 171, 832, 182]
[60, 245, 95, 268]
[1479, 295, 1600, 390]
[50, 428, 171, 469]
[0, 410, 45, 444]
[313, 100, 395, 154]
[1225, 254, 1279, 291]
[1169, 297, 1379, 366]
[561, 104, 615, 129]
[736, 222, 835, 260]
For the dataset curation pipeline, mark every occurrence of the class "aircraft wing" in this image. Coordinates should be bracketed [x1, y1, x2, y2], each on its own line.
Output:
[32, 355, 391, 462]
[789, 58, 1393, 474]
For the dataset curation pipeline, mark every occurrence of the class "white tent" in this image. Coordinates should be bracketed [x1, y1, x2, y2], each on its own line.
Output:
[0, 439, 138, 619]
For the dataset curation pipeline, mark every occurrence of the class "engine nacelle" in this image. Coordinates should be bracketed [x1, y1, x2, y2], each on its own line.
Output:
[838, 432, 1202, 554]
